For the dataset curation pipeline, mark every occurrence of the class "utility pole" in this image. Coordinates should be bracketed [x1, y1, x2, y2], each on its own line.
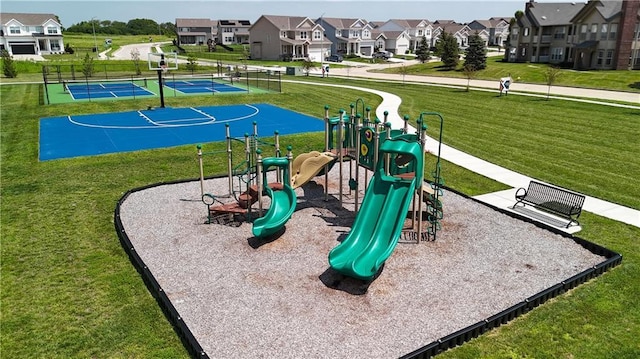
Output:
[91, 17, 98, 58]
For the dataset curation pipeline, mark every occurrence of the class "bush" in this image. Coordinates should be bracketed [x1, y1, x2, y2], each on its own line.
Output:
[64, 44, 75, 54]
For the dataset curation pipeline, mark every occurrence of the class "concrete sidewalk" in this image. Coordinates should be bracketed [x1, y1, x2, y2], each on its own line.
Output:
[286, 72, 640, 231]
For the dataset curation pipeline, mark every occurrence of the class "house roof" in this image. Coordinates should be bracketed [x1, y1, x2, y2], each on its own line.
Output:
[258, 15, 312, 30]
[175, 18, 215, 28]
[527, 2, 584, 26]
[0, 12, 60, 26]
[571, 1, 624, 23]
[387, 19, 432, 28]
[320, 17, 370, 29]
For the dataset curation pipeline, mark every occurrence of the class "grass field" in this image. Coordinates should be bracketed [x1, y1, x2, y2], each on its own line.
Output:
[1, 78, 638, 358]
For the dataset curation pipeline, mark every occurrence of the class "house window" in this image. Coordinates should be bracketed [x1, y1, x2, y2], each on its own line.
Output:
[511, 27, 519, 41]
[523, 27, 529, 36]
[50, 39, 61, 51]
[35, 26, 44, 33]
[280, 31, 286, 38]
[551, 47, 563, 61]
[609, 23, 617, 40]
[597, 50, 604, 65]
[47, 26, 57, 34]
[521, 47, 526, 57]
[600, 23, 608, 40]
[589, 24, 598, 40]
[579, 24, 588, 41]
[554, 27, 565, 39]
[426, 29, 431, 36]
[363, 30, 370, 38]
[313, 30, 321, 40]
[299, 31, 308, 39]
[9, 26, 20, 34]
[605, 49, 613, 65]
[418, 30, 423, 36]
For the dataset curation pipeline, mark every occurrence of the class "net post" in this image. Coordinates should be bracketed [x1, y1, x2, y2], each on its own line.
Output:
[158, 54, 166, 108]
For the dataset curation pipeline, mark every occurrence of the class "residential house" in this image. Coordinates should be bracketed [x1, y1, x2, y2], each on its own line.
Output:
[217, 20, 251, 45]
[0, 12, 64, 55]
[511, 1, 584, 64]
[468, 17, 511, 47]
[432, 22, 474, 49]
[249, 15, 330, 61]
[175, 18, 216, 46]
[571, 0, 640, 70]
[318, 17, 376, 56]
[377, 19, 434, 53]
[372, 30, 411, 55]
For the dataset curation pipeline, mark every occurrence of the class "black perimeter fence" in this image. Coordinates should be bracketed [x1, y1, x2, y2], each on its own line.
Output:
[41, 62, 282, 104]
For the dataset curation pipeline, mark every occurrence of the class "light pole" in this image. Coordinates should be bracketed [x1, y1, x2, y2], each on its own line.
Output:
[91, 17, 98, 58]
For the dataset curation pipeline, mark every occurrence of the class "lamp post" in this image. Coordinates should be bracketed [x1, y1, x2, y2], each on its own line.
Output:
[91, 17, 98, 58]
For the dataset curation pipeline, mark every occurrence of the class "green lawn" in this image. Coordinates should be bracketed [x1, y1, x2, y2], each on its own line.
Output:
[377, 55, 640, 93]
[1, 79, 638, 358]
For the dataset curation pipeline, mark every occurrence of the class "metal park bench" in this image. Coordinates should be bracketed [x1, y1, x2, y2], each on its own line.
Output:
[512, 180, 585, 228]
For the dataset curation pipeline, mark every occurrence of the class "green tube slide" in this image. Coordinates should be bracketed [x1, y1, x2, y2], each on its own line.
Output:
[252, 157, 297, 238]
[328, 138, 424, 280]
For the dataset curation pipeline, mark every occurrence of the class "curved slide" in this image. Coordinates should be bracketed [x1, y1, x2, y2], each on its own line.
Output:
[252, 157, 297, 238]
[328, 139, 424, 280]
[290, 151, 337, 189]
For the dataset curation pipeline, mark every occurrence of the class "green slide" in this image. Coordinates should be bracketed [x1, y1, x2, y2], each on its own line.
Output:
[252, 157, 297, 238]
[328, 138, 424, 280]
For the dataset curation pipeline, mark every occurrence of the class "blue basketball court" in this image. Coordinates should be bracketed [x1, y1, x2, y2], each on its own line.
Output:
[39, 103, 324, 161]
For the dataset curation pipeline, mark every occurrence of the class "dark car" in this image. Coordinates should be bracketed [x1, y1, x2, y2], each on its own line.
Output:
[325, 54, 343, 62]
[372, 51, 391, 60]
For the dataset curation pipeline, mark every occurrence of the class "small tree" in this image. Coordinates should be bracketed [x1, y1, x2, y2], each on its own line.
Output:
[81, 52, 94, 78]
[464, 32, 487, 70]
[437, 31, 459, 70]
[398, 64, 409, 84]
[301, 58, 314, 76]
[543, 66, 561, 100]
[185, 54, 198, 73]
[415, 36, 431, 63]
[1, 50, 18, 78]
[130, 48, 142, 75]
[462, 64, 478, 92]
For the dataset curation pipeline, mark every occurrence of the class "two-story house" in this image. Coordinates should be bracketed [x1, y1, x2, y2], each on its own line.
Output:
[376, 19, 434, 53]
[432, 22, 474, 49]
[318, 18, 376, 57]
[217, 20, 251, 45]
[571, 0, 640, 70]
[176, 18, 216, 46]
[371, 30, 411, 55]
[468, 17, 511, 47]
[0, 12, 64, 55]
[249, 15, 330, 61]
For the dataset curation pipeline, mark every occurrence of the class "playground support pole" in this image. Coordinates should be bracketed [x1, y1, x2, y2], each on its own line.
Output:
[349, 103, 356, 196]
[324, 105, 330, 202]
[226, 124, 233, 197]
[274, 131, 281, 183]
[256, 149, 263, 217]
[244, 133, 252, 218]
[197, 144, 205, 198]
[354, 115, 362, 213]
[287, 146, 293, 189]
[416, 119, 426, 243]
[338, 109, 345, 206]
[384, 123, 392, 176]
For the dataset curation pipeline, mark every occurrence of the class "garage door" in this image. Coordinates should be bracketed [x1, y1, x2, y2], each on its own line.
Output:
[11, 44, 36, 55]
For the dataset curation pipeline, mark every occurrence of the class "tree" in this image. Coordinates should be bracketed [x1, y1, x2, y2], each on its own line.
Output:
[464, 32, 487, 70]
[462, 64, 478, 92]
[436, 31, 459, 70]
[130, 48, 142, 75]
[398, 64, 409, 84]
[81, 52, 94, 77]
[301, 59, 314, 76]
[543, 66, 561, 100]
[1, 50, 18, 78]
[415, 36, 431, 63]
[185, 54, 198, 74]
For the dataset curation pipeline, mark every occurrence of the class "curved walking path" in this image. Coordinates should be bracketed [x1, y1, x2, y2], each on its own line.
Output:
[286, 78, 640, 230]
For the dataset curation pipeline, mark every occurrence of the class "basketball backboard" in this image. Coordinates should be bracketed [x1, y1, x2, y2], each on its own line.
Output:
[148, 52, 178, 71]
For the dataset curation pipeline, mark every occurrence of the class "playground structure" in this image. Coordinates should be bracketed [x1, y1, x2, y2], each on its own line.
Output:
[197, 99, 445, 280]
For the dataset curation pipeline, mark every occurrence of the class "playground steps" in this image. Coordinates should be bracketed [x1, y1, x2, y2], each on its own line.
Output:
[209, 183, 284, 216]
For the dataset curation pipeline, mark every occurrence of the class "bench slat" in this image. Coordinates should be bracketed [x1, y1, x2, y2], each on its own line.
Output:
[513, 180, 585, 228]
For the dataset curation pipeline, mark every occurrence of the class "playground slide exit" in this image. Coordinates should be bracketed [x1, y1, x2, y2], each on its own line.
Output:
[329, 139, 423, 280]
[252, 157, 297, 238]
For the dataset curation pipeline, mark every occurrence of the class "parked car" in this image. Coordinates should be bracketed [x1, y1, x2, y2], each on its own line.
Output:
[325, 54, 343, 62]
[372, 51, 392, 60]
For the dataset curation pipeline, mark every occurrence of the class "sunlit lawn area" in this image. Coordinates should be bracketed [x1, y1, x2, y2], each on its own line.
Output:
[1, 75, 638, 358]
